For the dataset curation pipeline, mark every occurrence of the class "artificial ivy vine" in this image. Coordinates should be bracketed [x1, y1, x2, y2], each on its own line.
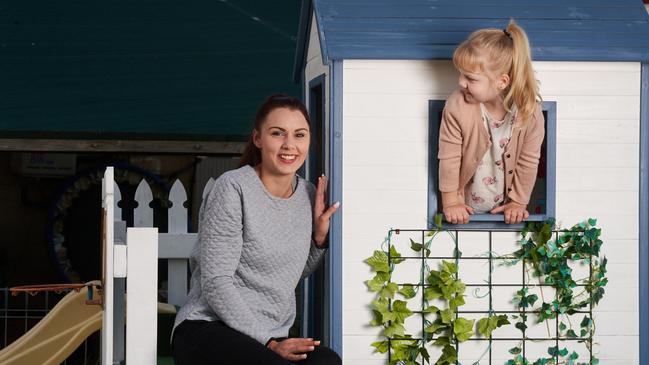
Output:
[365, 217, 607, 365]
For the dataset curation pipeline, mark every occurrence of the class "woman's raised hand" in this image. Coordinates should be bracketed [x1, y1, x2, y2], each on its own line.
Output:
[313, 175, 340, 247]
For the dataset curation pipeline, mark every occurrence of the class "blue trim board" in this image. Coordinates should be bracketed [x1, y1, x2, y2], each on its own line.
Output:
[427, 99, 557, 230]
[306, 73, 327, 340]
[328, 60, 343, 356]
[640, 62, 649, 365]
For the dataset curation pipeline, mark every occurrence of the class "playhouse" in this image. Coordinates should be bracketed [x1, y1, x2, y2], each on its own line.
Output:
[294, 0, 649, 364]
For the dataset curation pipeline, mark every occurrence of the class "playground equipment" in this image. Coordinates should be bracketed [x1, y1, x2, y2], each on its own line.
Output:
[0, 283, 102, 365]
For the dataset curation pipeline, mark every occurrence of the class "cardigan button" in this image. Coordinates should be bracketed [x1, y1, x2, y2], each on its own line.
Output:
[508, 170, 513, 174]
[508, 187, 512, 192]
[506, 153, 511, 158]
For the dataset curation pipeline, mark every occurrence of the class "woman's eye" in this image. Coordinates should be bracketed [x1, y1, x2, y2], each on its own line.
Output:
[296, 133, 306, 138]
[271, 131, 284, 136]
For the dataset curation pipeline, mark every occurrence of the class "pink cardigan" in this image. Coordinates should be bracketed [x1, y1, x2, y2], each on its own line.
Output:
[438, 89, 545, 206]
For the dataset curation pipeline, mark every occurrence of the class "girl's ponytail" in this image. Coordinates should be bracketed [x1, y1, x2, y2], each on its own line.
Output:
[502, 20, 541, 124]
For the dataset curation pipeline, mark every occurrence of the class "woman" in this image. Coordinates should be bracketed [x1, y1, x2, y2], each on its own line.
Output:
[172, 94, 341, 365]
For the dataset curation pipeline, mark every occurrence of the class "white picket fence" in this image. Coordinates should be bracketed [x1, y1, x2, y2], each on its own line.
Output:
[112, 174, 215, 306]
[104, 167, 215, 365]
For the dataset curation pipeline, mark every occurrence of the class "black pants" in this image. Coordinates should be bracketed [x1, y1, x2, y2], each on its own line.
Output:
[172, 320, 342, 365]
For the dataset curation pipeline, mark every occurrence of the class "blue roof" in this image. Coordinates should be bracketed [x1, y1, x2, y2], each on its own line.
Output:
[295, 0, 649, 78]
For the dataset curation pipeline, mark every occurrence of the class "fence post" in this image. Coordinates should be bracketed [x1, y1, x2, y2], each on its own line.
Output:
[167, 180, 188, 306]
[125, 227, 158, 365]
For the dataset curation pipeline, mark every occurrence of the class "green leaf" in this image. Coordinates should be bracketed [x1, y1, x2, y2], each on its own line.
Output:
[424, 319, 448, 334]
[509, 346, 522, 355]
[422, 305, 440, 314]
[449, 295, 465, 311]
[369, 310, 382, 326]
[477, 314, 509, 338]
[371, 340, 389, 353]
[441, 261, 458, 275]
[453, 317, 475, 342]
[424, 286, 443, 300]
[440, 309, 454, 324]
[365, 273, 386, 292]
[365, 250, 389, 273]
[433, 336, 451, 346]
[389, 245, 406, 264]
[379, 282, 399, 299]
[384, 322, 405, 338]
[410, 239, 431, 257]
[435, 344, 457, 365]
[392, 300, 414, 322]
[434, 213, 443, 229]
[398, 284, 417, 299]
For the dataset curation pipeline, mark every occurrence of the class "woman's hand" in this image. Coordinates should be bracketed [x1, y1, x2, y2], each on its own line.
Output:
[490, 202, 529, 224]
[267, 338, 320, 361]
[313, 175, 340, 247]
[443, 204, 474, 224]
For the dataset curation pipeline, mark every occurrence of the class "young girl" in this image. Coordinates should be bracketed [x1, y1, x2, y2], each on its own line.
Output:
[172, 94, 341, 365]
[439, 20, 545, 225]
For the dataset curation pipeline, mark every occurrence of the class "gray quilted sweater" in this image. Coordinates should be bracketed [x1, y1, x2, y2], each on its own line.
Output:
[173, 165, 326, 345]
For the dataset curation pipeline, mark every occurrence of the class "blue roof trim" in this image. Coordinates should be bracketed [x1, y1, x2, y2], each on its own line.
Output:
[314, 0, 330, 65]
[293, 0, 313, 84]
[295, 0, 649, 63]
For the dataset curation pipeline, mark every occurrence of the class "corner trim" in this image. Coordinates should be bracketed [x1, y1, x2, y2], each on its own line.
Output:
[328, 60, 343, 356]
[639, 62, 649, 364]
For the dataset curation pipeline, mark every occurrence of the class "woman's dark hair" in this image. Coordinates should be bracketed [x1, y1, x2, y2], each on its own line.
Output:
[239, 93, 311, 167]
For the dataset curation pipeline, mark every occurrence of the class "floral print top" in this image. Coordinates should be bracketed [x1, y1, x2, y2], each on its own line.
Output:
[464, 103, 516, 213]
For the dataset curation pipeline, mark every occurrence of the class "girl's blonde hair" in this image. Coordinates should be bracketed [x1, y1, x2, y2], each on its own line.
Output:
[453, 19, 541, 124]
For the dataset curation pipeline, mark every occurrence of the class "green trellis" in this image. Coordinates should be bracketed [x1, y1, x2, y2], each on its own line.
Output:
[365, 218, 607, 365]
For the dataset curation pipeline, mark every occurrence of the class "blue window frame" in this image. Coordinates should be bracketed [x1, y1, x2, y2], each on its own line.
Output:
[427, 100, 556, 229]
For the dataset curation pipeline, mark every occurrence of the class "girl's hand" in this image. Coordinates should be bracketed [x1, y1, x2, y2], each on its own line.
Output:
[490, 202, 529, 224]
[268, 338, 320, 361]
[313, 175, 340, 247]
[443, 204, 474, 224]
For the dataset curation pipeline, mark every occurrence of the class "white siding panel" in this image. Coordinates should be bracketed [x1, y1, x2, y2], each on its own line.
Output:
[557, 119, 639, 144]
[343, 116, 429, 142]
[556, 143, 638, 167]
[344, 140, 428, 167]
[341, 60, 640, 363]
[557, 167, 638, 191]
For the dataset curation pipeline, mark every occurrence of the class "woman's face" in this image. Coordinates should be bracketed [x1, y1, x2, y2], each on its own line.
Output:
[253, 107, 310, 177]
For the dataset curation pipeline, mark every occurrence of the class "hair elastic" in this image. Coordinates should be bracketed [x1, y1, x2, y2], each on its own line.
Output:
[503, 28, 513, 40]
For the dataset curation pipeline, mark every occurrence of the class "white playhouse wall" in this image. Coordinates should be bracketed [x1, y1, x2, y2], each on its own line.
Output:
[339, 59, 640, 364]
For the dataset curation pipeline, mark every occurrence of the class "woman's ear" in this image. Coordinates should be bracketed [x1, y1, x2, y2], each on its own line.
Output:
[252, 129, 262, 149]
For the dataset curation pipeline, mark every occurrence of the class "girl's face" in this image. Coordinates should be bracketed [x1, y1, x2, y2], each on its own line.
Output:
[457, 68, 509, 105]
[253, 107, 310, 177]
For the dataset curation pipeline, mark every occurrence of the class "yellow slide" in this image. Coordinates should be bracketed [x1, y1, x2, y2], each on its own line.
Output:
[0, 286, 102, 365]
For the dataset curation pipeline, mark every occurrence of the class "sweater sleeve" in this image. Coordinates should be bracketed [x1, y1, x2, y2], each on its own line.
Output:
[509, 107, 545, 205]
[198, 176, 270, 345]
[438, 106, 464, 193]
[301, 239, 326, 279]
